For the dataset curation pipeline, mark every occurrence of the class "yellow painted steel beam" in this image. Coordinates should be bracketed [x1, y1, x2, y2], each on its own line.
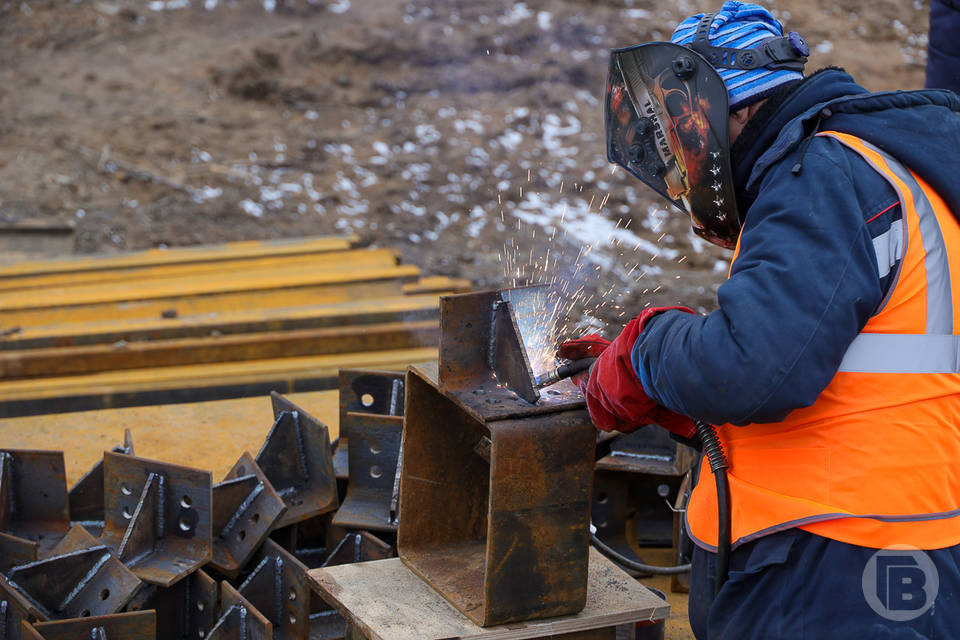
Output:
[0, 390, 341, 485]
[0, 266, 422, 327]
[0, 347, 437, 416]
[0, 320, 439, 379]
[402, 275, 473, 295]
[0, 235, 357, 279]
[0, 247, 400, 293]
[0, 294, 445, 350]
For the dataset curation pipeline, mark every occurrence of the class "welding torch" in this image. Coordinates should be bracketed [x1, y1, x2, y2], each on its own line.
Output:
[535, 357, 597, 389]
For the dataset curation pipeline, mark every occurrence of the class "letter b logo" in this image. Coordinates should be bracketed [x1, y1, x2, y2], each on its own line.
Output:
[863, 547, 939, 621]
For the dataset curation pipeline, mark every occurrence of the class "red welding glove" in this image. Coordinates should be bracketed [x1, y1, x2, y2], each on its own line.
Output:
[558, 307, 697, 439]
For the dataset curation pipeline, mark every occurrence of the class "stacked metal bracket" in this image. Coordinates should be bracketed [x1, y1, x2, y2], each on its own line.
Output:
[0, 392, 400, 640]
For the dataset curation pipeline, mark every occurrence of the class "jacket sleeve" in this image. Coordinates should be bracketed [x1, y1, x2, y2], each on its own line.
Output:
[631, 146, 886, 426]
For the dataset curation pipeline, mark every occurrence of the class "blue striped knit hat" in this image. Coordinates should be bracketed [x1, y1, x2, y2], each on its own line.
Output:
[671, 2, 804, 111]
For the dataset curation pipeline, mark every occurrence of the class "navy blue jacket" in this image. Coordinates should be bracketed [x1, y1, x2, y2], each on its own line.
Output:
[632, 69, 960, 426]
[928, 0, 960, 94]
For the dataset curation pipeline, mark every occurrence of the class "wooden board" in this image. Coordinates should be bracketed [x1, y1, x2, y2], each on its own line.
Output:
[309, 549, 669, 640]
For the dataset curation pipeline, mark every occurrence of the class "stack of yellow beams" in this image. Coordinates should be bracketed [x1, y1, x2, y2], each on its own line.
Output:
[0, 236, 469, 418]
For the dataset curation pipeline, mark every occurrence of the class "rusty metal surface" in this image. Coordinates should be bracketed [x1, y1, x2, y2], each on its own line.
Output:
[7, 545, 142, 619]
[260, 394, 338, 528]
[99, 452, 212, 587]
[68, 430, 134, 530]
[211, 582, 273, 640]
[125, 568, 217, 639]
[594, 428, 697, 476]
[436, 288, 584, 423]
[236, 539, 310, 640]
[49, 524, 99, 555]
[212, 453, 287, 576]
[0, 531, 37, 573]
[0, 572, 46, 636]
[24, 611, 156, 639]
[399, 365, 596, 627]
[0, 449, 70, 556]
[333, 371, 405, 532]
[321, 532, 393, 568]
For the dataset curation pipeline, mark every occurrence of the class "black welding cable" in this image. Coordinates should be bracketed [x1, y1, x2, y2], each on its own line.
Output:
[694, 420, 731, 595]
[589, 532, 692, 575]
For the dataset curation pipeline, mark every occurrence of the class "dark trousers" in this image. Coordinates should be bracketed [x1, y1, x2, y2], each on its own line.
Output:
[927, 0, 960, 94]
[689, 528, 960, 639]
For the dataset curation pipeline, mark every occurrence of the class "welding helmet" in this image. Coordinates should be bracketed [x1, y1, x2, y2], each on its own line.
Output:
[605, 11, 808, 248]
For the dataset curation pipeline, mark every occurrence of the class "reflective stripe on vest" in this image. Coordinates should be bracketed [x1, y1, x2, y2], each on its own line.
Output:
[685, 131, 960, 552]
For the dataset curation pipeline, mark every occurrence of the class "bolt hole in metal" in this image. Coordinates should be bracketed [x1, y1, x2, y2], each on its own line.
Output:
[250, 513, 260, 525]
[99, 589, 110, 600]
[80, 609, 91, 617]
[361, 393, 375, 407]
[657, 483, 671, 498]
[369, 443, 382, 455]
[288, 588, 297, 601]
[122, 505, 133, 519]
[237, 530, 246, 541]
[289, 614, 297, 625]
[197, 601, 205, 612]
[181, 495, 193, 508]
[596, 492, 608, 504]
[370, 465, 383, 479]
[179, 517, 192, 532]
[120, 483, 132, 496]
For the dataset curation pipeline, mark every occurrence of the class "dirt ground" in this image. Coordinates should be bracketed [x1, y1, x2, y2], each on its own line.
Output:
[0, 0, 930, 335]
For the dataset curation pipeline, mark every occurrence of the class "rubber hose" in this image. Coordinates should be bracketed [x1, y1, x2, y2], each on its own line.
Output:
[589, 531, 692, 575]
[694, 420, 731, 595]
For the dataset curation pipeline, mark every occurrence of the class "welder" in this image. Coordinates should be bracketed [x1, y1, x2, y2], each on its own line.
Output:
[561, 2, 960, 637]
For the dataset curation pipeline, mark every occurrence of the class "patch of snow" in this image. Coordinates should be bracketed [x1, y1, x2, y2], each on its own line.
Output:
[240, 199, 265, 218]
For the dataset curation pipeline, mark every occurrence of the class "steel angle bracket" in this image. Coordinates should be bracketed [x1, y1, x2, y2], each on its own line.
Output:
[333, 370, 405, 532]
[260, 393, 338, 528]
[0, 449, 70, 556]
[0, 531, 37, 573]
[99, 452, 212, 587]
[211, 453, 287, 576]
[321, 532, 393, 567]
[22, 611, 156, 640]
[69, 430, 134, 529]
[210, 582, 272, 640]
[125, 568, 217, 640]
[0, 573, 46, 638]
[6, 545, 142, 619]
[49, 524, 99, 555]
[236, 539, 310, 640]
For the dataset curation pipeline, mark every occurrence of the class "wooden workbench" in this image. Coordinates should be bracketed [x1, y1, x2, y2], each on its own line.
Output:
[309, 548, 669, 640]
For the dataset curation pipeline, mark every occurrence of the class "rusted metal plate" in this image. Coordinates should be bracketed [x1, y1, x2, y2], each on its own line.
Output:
[236, 539, 310, 640]
[24, 610, 156, 639]
[68, 430, 134, 530]
[0, 531, 37, 573]
[7, 546, 142, 618]
[212, 582, 273, 640]
[594, 427, 697, 476]
[260, 394, 338, 528]
[0, 572, 46, 636]
[212, 453, 287, 576]
[0, 449, 70, 556]
[321, 532, 393, 567]
[125, 568, 217, 639]
[99, 452, 212, 587]
[49, 524, 99, 555]
[333, 370, 406, 532]
[399, 367, 596, 627]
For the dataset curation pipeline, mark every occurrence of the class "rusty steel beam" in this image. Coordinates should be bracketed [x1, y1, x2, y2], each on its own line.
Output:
[68, 430, 134, 531]
[0, 321, 439, 380]
[125, 569, 217, 639]
[210, 582, 273, 640]
[234, 539, 311, 640]
[211, 453, 287, 576]
[22, 611, 156, 640]
[6, 546, 142, 619]
[0, 449, 70, 557]
[0, 531, 37, 574]
[258, 394, 338, 528]
[398, 287, 596, 627]
[99, 452, 212, 587]
[332, 370, 404, 532]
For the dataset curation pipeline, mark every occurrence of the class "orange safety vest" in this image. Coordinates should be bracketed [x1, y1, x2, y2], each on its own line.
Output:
[686, 131, 960, 551]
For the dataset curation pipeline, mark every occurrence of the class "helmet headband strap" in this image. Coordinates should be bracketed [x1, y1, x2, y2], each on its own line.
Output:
[688, 12, 808, 72]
